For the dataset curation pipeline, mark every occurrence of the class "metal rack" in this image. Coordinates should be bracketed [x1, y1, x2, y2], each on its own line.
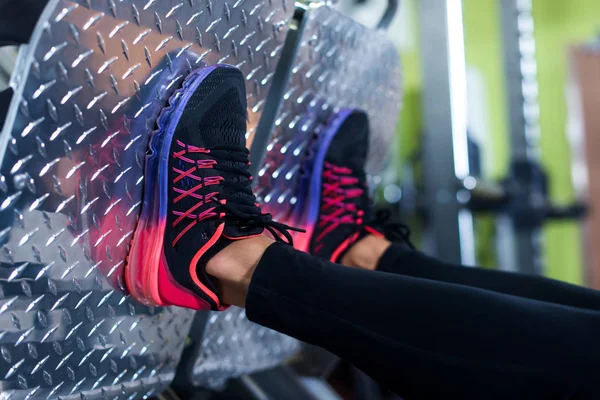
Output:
[419, 0, 586, 272]
[419, 0, 473, 265]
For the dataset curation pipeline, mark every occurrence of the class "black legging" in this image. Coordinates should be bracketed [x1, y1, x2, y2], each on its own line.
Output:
[246, 243, 600, 400]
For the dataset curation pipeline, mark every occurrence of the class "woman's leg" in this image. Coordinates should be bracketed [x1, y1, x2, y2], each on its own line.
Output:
[208, 238, 600, 400]
[342, 234, 600, 311]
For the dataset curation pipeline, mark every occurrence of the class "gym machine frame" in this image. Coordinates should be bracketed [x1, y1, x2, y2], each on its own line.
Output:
[419, 0, 585, 272]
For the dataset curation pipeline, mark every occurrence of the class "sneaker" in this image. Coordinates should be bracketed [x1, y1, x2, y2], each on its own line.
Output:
[125, 66, 296, 310]
[297, 109, 413, 262]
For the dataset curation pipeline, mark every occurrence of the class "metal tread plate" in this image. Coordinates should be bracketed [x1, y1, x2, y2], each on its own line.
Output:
[0, 0, 291, 398]
[188, 308, 300, 388]
[258, 5, 403, 220]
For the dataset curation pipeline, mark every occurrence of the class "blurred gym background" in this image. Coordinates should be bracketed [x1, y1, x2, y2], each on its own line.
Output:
[338, 0, 599, 288]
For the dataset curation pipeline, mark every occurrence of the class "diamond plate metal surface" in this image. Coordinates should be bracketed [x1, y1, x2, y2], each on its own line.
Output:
[258, 5, 403, 220]
[0, 0, 291, 398]
[190, 308, 300, 388]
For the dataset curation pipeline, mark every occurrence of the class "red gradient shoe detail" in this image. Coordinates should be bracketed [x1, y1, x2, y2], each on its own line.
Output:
[173, 177, 224, 203]
[313, 161, 365, 251]
[365, 226, 384, 238]
[330, 232, 360, 263]
[157, 252, 211, 310]
[172, 193, 218, 227]
[126, 217, 167, 307]
[125, 215, 214, 309]
[171, 141, 222, 247]
[189, 222, 228, 311]
[223, 233, 263, 241]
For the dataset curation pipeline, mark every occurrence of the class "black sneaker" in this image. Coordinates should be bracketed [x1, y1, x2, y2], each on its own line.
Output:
[296, 109, 413, 262]
[125, 65, 296, 310]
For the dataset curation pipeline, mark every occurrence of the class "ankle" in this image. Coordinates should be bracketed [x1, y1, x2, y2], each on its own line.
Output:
[341, 234, 391, 271]
[206, 235, 275, 307]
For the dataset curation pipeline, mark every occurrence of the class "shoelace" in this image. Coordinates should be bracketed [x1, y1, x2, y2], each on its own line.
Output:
[172, 141, 225, 245]
[316, 161, 366, 243]
[316, 160, 415, 250]
[172, 140, 302, 246]
[369, 209, 415, 249]
[216, 199, 304, 245]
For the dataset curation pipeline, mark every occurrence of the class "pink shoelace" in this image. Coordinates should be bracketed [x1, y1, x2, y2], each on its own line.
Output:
[171, 140, 223, 246]
[315, 161, 365, 247]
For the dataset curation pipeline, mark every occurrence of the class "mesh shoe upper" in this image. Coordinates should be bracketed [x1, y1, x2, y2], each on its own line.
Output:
[163, 67, 296, 309]
[308, 110, 413, 263]
[309, 111, 371, 262]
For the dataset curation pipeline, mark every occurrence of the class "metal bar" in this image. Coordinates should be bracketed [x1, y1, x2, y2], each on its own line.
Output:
[249, 11, 304, 177]
[419, 0, 475, 265]
[172, 312, 211, 392]
[500, 0, 541, 161]
[499, 0, 544, 274]
[289, 345, 339, 379]
[218, 366, 321, 400]
[377, 0, 399, 30]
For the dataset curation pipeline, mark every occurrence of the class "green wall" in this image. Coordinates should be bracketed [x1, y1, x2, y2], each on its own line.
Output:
[396, 0, 421, 166]
[463, 0, 509, 180]
[533, 0, 598, 284]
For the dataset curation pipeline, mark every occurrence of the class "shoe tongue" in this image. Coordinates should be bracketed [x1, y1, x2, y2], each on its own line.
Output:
[325, 111, 370, 173]
[197, 88, 247, 148]
[324, 111, 372, 224]
[310, 111, 372, 260]
[193, 88, 262, 239]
